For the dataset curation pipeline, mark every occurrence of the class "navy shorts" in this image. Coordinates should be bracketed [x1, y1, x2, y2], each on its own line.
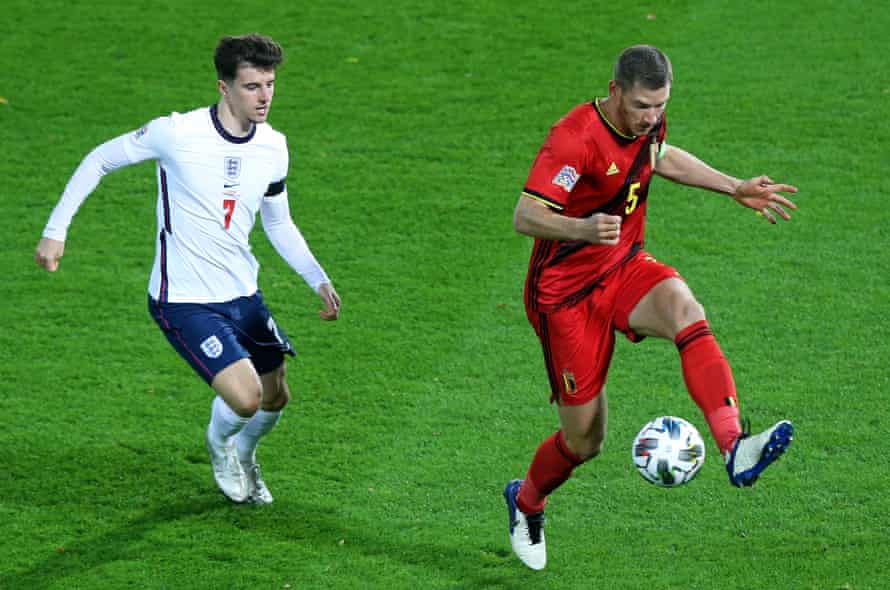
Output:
[148, 291, 295, 385]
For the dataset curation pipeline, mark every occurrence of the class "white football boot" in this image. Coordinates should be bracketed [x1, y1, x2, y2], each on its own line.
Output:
[725, 420, 794, 487]
[245, 463, 274, 505]
[205, 430, 249, 503]
[504, 479, 546, 570]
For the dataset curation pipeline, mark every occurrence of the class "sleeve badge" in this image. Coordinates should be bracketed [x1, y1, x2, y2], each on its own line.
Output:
[552, 165, 579, 192]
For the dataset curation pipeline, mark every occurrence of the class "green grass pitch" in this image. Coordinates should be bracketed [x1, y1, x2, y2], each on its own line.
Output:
[2, 1, 888, 588]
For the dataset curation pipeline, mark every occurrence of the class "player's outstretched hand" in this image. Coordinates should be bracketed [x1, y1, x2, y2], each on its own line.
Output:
[317, 282, 341, 321]
[35, 237, 65, 272]
[734, 175, 798, 224]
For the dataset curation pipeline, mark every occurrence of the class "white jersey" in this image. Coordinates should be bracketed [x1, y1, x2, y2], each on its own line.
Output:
[128, 106, 288, 303]
[43, 104, 329, 304]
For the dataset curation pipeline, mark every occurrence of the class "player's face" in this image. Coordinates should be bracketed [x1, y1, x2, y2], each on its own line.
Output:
[614, 82, 670, 136]
[220, 65, 276, 126]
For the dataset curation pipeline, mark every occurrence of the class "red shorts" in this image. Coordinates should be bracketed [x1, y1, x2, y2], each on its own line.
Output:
[526, 250, 681, 406]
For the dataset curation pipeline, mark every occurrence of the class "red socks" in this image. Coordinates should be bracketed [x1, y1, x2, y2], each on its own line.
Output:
[674, 320, 741, 453]
[517, 430, 583, 514]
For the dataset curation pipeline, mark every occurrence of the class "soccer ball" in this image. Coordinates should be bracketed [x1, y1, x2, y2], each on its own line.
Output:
[632, 416, 706, 487]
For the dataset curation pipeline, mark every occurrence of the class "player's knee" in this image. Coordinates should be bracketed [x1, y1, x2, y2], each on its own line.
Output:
[674, 293, 705, 328]
[228, 395, 260, 417]
[586, 439, 605, 460]
[267, 382, 291, 411]
[564, 432, 605, 462]
[571, 444, 602, 462]
[231, 381, 263, 416]
[580, 437, 605, 461]
[261, 364, 290, 410]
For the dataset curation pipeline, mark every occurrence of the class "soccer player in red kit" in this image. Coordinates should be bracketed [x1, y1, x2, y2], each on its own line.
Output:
[503, 45, 797, 570]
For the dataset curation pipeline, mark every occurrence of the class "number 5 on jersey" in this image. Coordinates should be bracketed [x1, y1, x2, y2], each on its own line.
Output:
[625, 182, 641, 215]
[223, 199, 236, 229]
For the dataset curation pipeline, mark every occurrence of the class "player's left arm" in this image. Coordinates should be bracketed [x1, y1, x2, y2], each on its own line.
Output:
[260, 189, 340, 321]
[654, 144, 798, 224]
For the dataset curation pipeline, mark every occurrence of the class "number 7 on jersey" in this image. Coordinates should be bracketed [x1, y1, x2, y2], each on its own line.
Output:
[223, 199, 236, 229]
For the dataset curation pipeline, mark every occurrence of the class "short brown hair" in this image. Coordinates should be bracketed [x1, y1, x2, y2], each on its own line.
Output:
[614, 45, 672, 90]
[214, 33, 284, 81]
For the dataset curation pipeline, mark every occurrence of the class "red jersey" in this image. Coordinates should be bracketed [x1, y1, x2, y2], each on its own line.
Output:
[522, 100, 667, 312]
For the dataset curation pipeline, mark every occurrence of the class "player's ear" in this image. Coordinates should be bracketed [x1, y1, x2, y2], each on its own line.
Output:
[217, 79, 228, 97]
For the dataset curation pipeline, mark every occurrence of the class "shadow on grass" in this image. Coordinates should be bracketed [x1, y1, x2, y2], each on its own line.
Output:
[265, 500, 522, 588]
[2, 495, 525, 590]
[0, 497, 225, 590]
[1, 440, 528, 588]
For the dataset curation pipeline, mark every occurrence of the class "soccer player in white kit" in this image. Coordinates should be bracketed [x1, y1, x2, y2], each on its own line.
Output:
[34, 34, 340, 504]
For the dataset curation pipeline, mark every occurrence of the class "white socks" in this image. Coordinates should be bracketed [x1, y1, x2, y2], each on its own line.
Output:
[234, 409, 282, 466]
[207, 397, 283, 464]
[207, 396, 250, 446]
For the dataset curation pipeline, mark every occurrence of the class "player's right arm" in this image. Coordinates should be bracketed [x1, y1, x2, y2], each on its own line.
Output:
[516, 124, 620, 245]
[513, 196, 621, 245]
[35, 117, 172, 272]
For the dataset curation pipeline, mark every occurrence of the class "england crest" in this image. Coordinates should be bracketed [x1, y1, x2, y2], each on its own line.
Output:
[224, 156, 242, 180]
[200, 335, 224, 359]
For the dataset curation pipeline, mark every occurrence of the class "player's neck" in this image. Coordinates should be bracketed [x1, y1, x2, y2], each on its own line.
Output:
[595, 97, 634, 139]
[215, 100, 255, 138]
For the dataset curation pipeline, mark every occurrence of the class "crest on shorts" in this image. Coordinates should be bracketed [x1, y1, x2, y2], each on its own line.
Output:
[224, 156, 242, 180]
[561, 369, 577, 395]
[200, 335, 223, 359]
[552, 165, 579, 192]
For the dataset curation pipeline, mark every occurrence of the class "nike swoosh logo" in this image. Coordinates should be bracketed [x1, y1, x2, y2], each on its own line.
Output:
[224, 183, 239, 188]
